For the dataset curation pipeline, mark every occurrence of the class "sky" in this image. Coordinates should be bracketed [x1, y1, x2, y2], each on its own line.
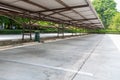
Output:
[115, 0, 120, 11]
[91, 0, 120, 12]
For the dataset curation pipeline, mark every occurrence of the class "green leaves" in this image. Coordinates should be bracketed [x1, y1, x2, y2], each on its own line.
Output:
[92, 0, 117, 28]
[37, 21, 55, 26]
[109, 12, 120, 30]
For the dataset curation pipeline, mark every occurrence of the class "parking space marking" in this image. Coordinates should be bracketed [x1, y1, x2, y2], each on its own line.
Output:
[0, 58, 93, 77]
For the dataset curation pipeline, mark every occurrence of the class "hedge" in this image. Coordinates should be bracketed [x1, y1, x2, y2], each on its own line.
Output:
[0, 29, 22, 34]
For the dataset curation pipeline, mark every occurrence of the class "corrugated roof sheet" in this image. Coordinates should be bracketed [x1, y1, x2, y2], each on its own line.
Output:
[0, 0, 104, 29]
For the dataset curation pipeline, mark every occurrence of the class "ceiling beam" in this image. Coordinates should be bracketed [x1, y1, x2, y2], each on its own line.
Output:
[55, 0, 96, 27]
[21, 0, 47, 9]
[66, 18, 98, 21]
[0, 0, 102, 29]
[0, 2, 31, 12]
[38, 4, 89, 13]
[56, 0, 101, 28]
[21, 0, 75, 25]
[20, 0, 75, 25]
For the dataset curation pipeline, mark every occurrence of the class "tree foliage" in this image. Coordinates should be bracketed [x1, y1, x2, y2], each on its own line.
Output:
[109, 12, 120, 30]
[92, 0, 117, 28]
[38, 21, 55, 26]
[0, 16, 18, 29]
[0, 16, 56, 29]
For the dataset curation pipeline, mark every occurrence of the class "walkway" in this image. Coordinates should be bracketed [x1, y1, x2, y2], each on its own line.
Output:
[0, 34, 120, 80]
[0, 33, 75, 41]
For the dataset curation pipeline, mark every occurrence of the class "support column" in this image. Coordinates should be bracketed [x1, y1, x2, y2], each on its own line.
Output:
[29, 13, 32, 40]
[75, 27, 77, 36]
[29, 22, 32, 40]
[62, 24, 65, 38]
[72, 27, 74, 36]
[84, 27, 86, 35]
[22, 13, 26, 41]
[79, 28, 81, 36]
[29, 25, 32, 40]
[57, 27, 60, 37]
[22, 24, 25, 40]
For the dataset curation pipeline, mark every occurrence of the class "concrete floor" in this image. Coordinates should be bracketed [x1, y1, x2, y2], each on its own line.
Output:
[0, 34, 120, 80]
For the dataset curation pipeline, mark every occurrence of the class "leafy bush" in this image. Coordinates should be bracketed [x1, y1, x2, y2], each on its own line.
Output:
[0, 29, 22, 34]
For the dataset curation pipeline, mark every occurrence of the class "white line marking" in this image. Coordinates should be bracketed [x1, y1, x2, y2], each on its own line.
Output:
[0, 58, 93, 77]
[109, 35, 120, 52]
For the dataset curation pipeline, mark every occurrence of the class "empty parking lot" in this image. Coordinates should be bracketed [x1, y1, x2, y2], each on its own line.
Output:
[0, 34, 120, 80]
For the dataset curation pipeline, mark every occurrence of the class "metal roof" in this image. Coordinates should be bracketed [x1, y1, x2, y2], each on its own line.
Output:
[0, 0, 104, 29]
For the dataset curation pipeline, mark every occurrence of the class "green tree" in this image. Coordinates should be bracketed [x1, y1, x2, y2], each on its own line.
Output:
[109, 12, 120, 30]
[0, 16, 12, 29]
[38, 21, 55, 26]
[0, 16, 21, 29]
[92, 0, 117, 28]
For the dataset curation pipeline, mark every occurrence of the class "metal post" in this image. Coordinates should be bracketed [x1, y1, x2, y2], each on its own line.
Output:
[72, 27, 74, 36]
[22, 24, 25, 40]
[75, 27, 77, 36]
[57, 27, 60, 37]
[62, 24, 65, 38]
[79, 28, 81, 36]
[30, 25, 32, 40]
[22, 13, 26, 40]
[28, 13, 32, 40]
[83, 27, 85, 35]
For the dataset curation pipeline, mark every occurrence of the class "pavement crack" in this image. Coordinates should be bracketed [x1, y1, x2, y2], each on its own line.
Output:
[70, 36, 104, 80]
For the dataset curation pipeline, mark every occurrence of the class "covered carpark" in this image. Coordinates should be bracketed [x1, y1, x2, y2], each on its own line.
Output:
[0, 0, 103, 40]
[0, 0, 120, 80]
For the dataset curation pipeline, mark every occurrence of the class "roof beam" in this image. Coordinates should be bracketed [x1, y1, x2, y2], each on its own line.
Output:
[77, 23, 101, 27]
[55, 0, 88, 18]
[46, 9, 68, 16]
[21, 0, 47, 9]
[0, 0, 103, 28]
[66, 18, 98, 21]
[55, 0, 96, 27]
[21, 0, 75, 25]
[56, 0, 101, 28]
[0, 2, 31, 12]
[38, 4, 89, 12]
